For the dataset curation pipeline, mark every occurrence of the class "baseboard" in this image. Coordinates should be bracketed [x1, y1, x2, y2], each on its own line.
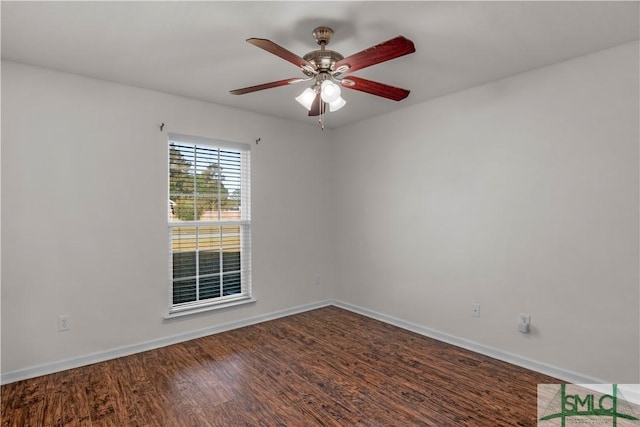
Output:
[1, 298, 621, 389]
[331, 300, 609, 385]
[1, 300, 333, 385]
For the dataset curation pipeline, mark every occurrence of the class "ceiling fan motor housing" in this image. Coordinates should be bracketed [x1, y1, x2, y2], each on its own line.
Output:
[303, 50, 344, 74]
[301, 26, 344, 76]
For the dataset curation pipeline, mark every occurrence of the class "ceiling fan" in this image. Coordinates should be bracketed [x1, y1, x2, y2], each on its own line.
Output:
[230, 27, 416, 128]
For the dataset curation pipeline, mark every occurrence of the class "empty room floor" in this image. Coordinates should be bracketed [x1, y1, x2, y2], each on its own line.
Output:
[1, 306, 558, 426]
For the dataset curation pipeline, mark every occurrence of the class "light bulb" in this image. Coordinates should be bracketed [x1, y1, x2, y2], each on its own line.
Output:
[295, 88, 316, 111]
[320, 80, 341, 103]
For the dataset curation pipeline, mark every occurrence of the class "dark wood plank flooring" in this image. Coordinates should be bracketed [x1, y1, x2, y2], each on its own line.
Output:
[1, 306, 559, 426]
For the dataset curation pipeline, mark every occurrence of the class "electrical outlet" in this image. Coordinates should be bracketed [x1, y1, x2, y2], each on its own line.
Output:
[313, 274, 321, 286]
[519, 313, 531, 333]
[58, 315, 71, 331]
[472, 303, 480, 318]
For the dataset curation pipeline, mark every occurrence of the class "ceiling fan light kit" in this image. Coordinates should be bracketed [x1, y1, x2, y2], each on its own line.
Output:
[295, 87, 317, 111]
[328, 95, 347, 113]
[230, 26, 415, 129]
[321, 80, 341, 103]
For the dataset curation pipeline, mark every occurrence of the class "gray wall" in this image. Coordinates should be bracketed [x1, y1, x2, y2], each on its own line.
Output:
[331, 41, 639, 383]
[1, 61, 334, 373]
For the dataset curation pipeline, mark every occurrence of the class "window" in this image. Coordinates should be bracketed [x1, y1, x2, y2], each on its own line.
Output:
[168, 134, 251, 317]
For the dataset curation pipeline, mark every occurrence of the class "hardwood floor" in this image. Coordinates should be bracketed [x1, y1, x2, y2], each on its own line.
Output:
[1, 306, 558, 426]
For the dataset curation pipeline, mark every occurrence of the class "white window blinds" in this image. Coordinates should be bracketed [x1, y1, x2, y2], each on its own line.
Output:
[168, 134, 251, 314]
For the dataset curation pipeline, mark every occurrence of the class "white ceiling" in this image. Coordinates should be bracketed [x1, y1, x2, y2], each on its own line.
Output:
[2, 1, 638, 129]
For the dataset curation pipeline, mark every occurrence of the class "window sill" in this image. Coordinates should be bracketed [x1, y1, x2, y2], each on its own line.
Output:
[164, 296, 257, 319]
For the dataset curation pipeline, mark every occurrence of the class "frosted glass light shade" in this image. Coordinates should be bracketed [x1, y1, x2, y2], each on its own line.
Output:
[295, 88, 316, 110]
[329, 96, 346, 112]
[320, 80, 341, 103]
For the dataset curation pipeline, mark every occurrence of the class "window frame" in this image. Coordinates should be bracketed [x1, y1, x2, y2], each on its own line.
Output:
[166, 133, 253, 318]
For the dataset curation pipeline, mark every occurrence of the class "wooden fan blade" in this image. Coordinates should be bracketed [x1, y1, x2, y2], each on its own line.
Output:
[308, 93, 321, 116]
[247, 38, 316, 72]
[340, 76, 410, 101]
[334, 36, 415, 74]
[230, 78, 305, 95]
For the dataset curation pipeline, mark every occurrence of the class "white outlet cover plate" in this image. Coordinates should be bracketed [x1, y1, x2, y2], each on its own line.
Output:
[472, 304, 480, 317]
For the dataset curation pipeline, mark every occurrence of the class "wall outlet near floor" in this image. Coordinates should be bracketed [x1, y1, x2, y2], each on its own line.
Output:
[313, 274, 321, 286]
[471, 303, 480, 318]
[519, 314, 531, 333]
[58, 314, 71, 331]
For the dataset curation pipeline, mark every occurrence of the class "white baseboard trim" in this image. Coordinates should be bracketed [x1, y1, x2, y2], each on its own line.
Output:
[332, 300, 609, 385]
[1, 300, 332, 385]
[2, 298, 615, 388]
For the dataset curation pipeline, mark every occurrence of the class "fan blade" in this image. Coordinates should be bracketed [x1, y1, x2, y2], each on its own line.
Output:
[230, 78, 305, 95]
[340, 76, 410, 101]
[308, 93, 322, 116]
[247, 38, 316, 72]
[333, 36, 415, 74]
